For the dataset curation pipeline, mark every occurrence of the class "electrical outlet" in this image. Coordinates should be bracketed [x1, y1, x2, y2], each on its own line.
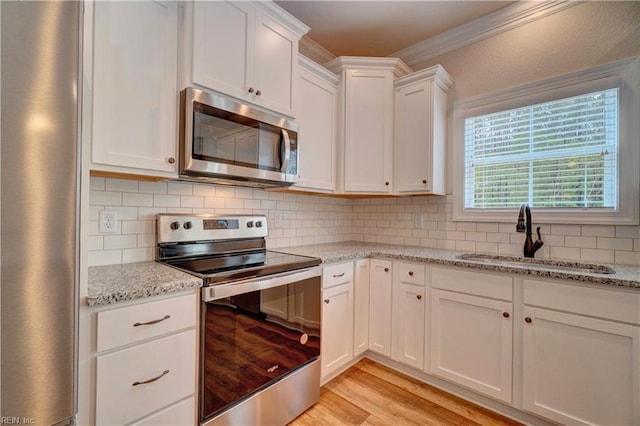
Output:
[413, 214, 425, 229]
[274, 212, 284, 228]
[99, 210, 118, 233]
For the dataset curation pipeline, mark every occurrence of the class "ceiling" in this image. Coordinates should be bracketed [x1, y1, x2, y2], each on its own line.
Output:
[275, 1, 515, 57]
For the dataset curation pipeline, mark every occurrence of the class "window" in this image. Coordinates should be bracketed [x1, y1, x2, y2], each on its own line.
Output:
[453, 58, 639, 225]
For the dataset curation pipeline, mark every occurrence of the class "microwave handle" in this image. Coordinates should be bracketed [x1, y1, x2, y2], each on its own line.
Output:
[280, 129, 291, 172]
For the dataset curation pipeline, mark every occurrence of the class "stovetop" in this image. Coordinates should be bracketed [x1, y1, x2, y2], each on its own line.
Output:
[163, 250, 321, 285]
[156, 214, 321, 286]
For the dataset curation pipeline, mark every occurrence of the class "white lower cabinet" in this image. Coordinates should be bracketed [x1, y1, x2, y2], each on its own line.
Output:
[368, 259, 393, 356]
[522, 279, 640, 425]
[429, 267, 513, 404]
[321, 262, 354, 379]
[391, 263, 426, 369]
[94, 292, 197, 425]
[353, 259, 370, 356]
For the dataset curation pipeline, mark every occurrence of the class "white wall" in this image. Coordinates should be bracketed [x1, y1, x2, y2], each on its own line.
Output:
[87, 177, 354, 266]
[88, 177, 640, 267]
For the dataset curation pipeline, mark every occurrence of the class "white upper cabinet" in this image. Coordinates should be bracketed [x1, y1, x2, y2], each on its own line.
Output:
[326, 57, 412, 194]
[189, 1, 309, 117]
[291, 56, 339, 193]
[394, 66, 453, 195]
[88, 0, 179, 178]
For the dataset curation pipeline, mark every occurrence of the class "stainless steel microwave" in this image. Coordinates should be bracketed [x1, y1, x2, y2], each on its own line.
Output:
[179, 87, 299, 187]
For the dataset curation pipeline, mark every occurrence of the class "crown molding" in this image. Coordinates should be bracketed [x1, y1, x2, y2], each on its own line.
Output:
[254, 1, 310, 37]
[392, 1, 582, 68]
[325, 56, 413, 78]
[394, 64, 454, 91]
[299, 36, 336, 65]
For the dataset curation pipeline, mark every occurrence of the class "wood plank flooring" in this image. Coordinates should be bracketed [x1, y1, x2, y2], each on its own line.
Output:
[289, 359, 522, 426]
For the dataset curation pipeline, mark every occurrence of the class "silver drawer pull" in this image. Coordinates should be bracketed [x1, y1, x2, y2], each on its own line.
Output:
[132, 369, 170, 386]
[333, 272, 345, 278]
[133, 314, 170, 327]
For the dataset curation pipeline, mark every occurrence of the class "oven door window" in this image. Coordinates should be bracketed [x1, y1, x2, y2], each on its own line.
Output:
[201, 277, 320, 421]
[193, 103, 297, 174]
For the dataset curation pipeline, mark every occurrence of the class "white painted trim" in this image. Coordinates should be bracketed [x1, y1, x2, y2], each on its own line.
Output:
[298, 54, 339, 86]
[393, 64, 454, 91]
[253, 0, 310, 38]
[299, 36, 336, 65]
[452, 57, 640, 225]
[392, 1, 581, 67]
[325, 56, 413, 78]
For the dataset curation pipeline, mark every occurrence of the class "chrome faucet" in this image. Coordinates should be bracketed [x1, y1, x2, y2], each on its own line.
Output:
[516, 203, 543, 258]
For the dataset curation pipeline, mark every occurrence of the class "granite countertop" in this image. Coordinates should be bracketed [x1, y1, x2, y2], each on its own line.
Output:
[277, 241, 640, 289]
[88, 241, 640, 307]
[87, 261, 202, 307]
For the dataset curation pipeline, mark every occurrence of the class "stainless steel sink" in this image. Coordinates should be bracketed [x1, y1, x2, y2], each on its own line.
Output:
[457, 253, 616, 275]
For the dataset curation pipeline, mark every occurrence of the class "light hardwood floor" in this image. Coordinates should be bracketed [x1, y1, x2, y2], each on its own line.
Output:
[289, 359, 523, 426]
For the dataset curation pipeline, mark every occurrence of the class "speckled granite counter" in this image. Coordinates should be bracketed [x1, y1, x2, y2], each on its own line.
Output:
[88, 242, 640, 306]
[277, 241, 640, 289]
[87, 261, 202, 307]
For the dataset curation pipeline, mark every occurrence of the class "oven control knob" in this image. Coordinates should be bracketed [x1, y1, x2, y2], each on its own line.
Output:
[170, 221, 180, 230]
[255, 221, 263, 228]
[247, 221, 254, 228]
[183, 221, 193, 230]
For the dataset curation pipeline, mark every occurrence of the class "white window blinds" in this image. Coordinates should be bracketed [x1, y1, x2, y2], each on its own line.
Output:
[463, 88, 618, 209]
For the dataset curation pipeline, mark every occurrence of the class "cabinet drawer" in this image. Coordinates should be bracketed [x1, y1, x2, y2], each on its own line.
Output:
[394, 262, 425, 286]
[322, 262, 353, 289]
[132, 397, 195, 426]
[524, 279, 640, 324]
[96, 330, 196, 425]
[432, 267, 512, 301]
[97, 293, 196, 352]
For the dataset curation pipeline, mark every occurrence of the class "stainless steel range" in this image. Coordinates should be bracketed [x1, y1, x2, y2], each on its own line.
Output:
[156, 214, 322, 425]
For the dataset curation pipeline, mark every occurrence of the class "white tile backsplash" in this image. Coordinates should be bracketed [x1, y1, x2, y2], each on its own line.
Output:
[87, 177, 640, 267]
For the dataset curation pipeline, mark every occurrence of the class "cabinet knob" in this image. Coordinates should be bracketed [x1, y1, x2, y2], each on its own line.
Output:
[422, 179, 427, 184]
[384, 267, 389, 272]
[525, 317, 532, 323]
[248, 87, 255, 93]
[255, 89, 262, 96]
[416, 294, 422, 300]
[385, 181, 390, 186]
[324, 299, 330, 304]
[408, 271, 414, 276]
[167, 157, 175, 164]
[502, 312, 510, 318]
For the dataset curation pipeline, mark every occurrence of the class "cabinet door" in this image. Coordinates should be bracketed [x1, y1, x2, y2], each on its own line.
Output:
[522, 307, 640, 425]
[430, 289, 513, 403]
[368, 259, 392, 356]
[394, 80, 433, 194]
[391, 282, 425, 369]
[343, 69, 394, 194]
[294, 62, 338, 192]
[92, 0, 178, 176]
[321, 282, 354, 378]
[252, 13, 297, 116]
[191, 1, 253, 101]
[353, 259, 370, 356]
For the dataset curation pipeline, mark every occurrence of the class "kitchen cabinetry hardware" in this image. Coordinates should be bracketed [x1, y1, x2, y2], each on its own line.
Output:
[422, 179, 427, 184]
[133, 315, 171, 327]
[408, 271, 414, 276]
[384, 268, 389, 272]
[333, 273, 345, 278]
[132, 369, 170, 386]
[324, 299, 330, 304]
[385, 181, 390, 186]
[248, 87, 255, 93]
[503, 312, 510, 318]
[256, 90, 262, 96]
[525, 317, 532, 323]
[168, 157, 175, 164]
[416, 295, 422, 300]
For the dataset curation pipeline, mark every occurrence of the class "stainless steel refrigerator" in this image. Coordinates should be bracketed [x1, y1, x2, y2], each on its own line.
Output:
[1, 1, 80, 425]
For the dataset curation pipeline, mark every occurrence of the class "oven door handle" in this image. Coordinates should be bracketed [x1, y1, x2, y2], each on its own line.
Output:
[202, 266, 321, 301]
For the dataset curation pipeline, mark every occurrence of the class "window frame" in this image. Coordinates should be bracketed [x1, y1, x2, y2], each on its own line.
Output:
[453, 57, 639, 225]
